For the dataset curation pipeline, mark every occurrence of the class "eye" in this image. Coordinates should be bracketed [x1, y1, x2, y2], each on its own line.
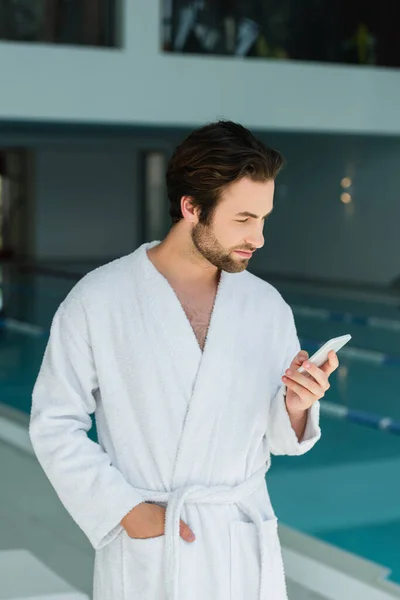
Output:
[236, 219, 249, 223]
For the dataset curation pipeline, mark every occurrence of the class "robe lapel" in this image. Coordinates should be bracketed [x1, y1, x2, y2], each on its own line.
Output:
[136, 241, 202, 405]
[135, 242, 242, 486]
[170, 268, 240, 487]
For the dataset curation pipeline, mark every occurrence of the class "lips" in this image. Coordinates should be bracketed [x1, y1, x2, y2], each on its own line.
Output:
[235, 250, 253, 257]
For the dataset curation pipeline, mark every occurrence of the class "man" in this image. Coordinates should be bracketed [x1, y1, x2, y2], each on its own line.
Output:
[29, 120, 339, 600]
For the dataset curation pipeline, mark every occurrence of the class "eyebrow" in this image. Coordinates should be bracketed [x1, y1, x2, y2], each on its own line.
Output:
[235, 209, 274, 219]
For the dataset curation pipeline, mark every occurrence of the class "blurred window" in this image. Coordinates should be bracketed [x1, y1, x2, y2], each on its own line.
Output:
[162, 0, 400, 68]
[0, 0, 117, 47]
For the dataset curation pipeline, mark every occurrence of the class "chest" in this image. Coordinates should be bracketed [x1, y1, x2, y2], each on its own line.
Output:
[174, 289, 216, 351]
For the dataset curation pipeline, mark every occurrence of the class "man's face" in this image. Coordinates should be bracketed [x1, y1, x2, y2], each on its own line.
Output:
[191, 176, 274, 273]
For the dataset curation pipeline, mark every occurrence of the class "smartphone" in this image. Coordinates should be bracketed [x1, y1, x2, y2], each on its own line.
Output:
[297, 334, 352, 373]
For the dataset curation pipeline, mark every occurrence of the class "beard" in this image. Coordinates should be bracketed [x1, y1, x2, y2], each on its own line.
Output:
[191, 221, 252, 273]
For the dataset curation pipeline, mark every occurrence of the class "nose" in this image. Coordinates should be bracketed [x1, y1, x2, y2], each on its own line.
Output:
[244, 230, 264, 250]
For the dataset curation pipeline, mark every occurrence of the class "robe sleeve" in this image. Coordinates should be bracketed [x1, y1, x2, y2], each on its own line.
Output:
[29, 300, 145, 551]
[268, 304, 321, 456]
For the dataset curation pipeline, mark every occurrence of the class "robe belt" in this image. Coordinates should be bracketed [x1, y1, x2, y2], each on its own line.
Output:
[132, 464, 269, 600]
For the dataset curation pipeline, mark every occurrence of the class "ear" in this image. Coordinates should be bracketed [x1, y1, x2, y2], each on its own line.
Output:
[181, 196, 199, 223]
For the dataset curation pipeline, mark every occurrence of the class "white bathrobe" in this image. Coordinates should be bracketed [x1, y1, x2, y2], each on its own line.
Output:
[29, 240, 321, 600]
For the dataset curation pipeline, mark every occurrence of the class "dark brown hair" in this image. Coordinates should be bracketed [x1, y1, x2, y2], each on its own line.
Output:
[166, 120, 284, 225]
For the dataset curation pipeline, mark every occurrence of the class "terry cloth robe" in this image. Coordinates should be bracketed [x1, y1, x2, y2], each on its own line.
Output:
[29, 240, 321, 600]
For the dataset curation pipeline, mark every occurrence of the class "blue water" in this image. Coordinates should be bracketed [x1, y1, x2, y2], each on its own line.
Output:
[269, 282, 400, 583]
[1, 265, 400, 582]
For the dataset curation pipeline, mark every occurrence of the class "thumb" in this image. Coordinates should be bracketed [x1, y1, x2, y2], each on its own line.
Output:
[290, 350, 309, 370]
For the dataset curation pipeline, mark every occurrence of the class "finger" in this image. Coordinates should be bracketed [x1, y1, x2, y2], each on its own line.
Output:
[283, 368, 326, 396]
[290, 350, 309, 369]
[282, 377, 317, 404]
[180, 520, 195, 541]
[298, 362, 331, 392]
[320, 351, 339, 376]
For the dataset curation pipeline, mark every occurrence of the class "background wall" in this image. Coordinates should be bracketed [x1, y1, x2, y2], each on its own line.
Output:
[2, 126, 396, 287]
[33, 147, 139, 260]
[251, 132, 400, 287]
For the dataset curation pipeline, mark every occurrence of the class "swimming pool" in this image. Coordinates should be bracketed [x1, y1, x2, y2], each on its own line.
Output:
[269, 280, 400, 585]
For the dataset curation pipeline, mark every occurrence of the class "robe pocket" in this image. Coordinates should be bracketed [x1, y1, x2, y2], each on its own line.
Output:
[229, 517, 288, 600]
[122, 532, 167, 600]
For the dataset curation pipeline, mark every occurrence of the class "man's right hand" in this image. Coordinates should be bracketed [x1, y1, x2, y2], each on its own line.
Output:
[120, 502, 196, 542]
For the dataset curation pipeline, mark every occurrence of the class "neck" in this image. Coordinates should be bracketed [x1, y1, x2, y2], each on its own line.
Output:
[147, 226, 220, 288]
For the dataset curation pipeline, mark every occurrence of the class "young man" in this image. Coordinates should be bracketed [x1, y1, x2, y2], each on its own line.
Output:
[29, 120, 339, 600]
